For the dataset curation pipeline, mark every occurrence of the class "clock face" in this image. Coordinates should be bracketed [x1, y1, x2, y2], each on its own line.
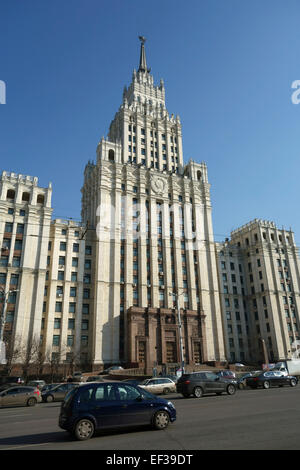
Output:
[151, 176, 166, 194]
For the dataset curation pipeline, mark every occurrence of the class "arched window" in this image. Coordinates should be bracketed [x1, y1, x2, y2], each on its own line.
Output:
[6, 189, 15, 200]
[37, 194, 45, 204]
[197, 170, 202, 181]
[22, 192, 30, 202]
[108, 149, 115, 161]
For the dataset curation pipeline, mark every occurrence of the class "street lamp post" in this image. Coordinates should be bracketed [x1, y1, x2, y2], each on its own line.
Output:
[260, 337, 269, 369]
[170, 291, 185, 377]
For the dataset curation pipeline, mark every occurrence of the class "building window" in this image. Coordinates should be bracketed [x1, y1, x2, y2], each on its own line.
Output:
[67, 335, 74, 346]
[72, 257, 78, 267]
[4, 222, 13, 233]
[0, 257, 8, 267]
[58, 256, 65, 266]
[73, 243, 79, 253]
[69, 302, 76, 313]
[55, 302, 62, 313]
[68, 319, 75, 329]
[85, 259, 91, 270]
[70, 287, 77, 297]
[16, 224, 24, 234]
[54, 318, 61, 329]
[12, 257, 21, 267]
[56, 286, 63, 297]
[60, 242, 66, 251]
[83, 289, 90, 299]
[85, 246, 92, 255]
[82, 304, 89, 315]
[52, 335, 60, 346]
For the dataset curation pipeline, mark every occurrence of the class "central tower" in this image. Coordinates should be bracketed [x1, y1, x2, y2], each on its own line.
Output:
[81, 38, 225, 370]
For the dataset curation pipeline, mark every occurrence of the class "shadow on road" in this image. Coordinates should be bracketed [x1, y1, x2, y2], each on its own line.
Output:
[0, 431, 69, 448]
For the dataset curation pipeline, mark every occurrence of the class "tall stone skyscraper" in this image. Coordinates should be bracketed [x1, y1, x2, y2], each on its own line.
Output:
[1, 39, 300, 372]
[81, 38, 226, 369]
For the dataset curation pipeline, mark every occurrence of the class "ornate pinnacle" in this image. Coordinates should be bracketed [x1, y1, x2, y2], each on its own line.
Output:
[138, 35, 150, 73]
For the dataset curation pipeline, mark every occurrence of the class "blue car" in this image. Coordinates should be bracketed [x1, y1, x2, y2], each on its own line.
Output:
[59, 381, 176, 440]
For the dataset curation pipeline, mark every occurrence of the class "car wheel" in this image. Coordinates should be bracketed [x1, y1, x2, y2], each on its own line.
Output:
[226, 384, 236, 395]
[153, 410, 170, 430]
[46, 394, 54, 402]
[27, 397, 37, 407]
[74, 419, 95, 441]
[290, 379, 297, 387]
[263, 381, 270, 389]
[163, 388, 170, 395]
[193, 386, 203, 398]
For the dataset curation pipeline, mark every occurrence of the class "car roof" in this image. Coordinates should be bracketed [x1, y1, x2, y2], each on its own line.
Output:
[1, 385, 35, 391]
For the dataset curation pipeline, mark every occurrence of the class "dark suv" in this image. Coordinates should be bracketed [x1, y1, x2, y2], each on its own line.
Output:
[176, 371, 237, 398]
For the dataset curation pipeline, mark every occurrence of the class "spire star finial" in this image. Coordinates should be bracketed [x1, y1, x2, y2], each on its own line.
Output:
[138, 35, 149, 73]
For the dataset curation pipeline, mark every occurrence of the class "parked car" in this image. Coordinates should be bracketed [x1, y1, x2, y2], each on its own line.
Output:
[122, 379, 144, 386]
[160, 374, 178, 383]
[0, 386, 42, 407]
[72, 372, 84, 381]
[59, 381, 176, 440]
[216, 370, 236, 380]
[139, 378, 176, 395]
[0, 376, 24, 385]
[27, 380, 46, 390]
[85, 376, 104, 383]
[236, 373, 253, 389]
[236, 371, 261, 389]
[176, 371, 237, 398]
[246, 371, 298, 389]
[42, 382, 80, 402]
[41, 383, 61, 393]
[0, 383, 19, 392]
[99, 366, 124, 375]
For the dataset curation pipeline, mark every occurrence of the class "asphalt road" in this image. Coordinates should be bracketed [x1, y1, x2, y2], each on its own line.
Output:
[0, 386, 300, 451]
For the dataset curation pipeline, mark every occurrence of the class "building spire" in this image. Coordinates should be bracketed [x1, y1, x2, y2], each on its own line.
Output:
[138, 36, 150, 73]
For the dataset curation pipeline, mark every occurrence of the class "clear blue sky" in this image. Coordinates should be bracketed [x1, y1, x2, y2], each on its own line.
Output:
[1, 0, 300, 244]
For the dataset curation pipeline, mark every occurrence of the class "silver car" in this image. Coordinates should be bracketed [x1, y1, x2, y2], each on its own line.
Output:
[27, 380, 46, 390]
[0, 386, 42, 407]
[139, 377, 176, 395]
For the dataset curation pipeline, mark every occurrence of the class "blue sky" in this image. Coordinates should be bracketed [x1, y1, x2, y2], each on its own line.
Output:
[1, 0, 300, 244]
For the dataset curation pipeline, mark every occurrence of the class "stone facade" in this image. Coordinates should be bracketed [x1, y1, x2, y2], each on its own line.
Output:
[216, 219, 300, 363]
[1, 41, 300, 371]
